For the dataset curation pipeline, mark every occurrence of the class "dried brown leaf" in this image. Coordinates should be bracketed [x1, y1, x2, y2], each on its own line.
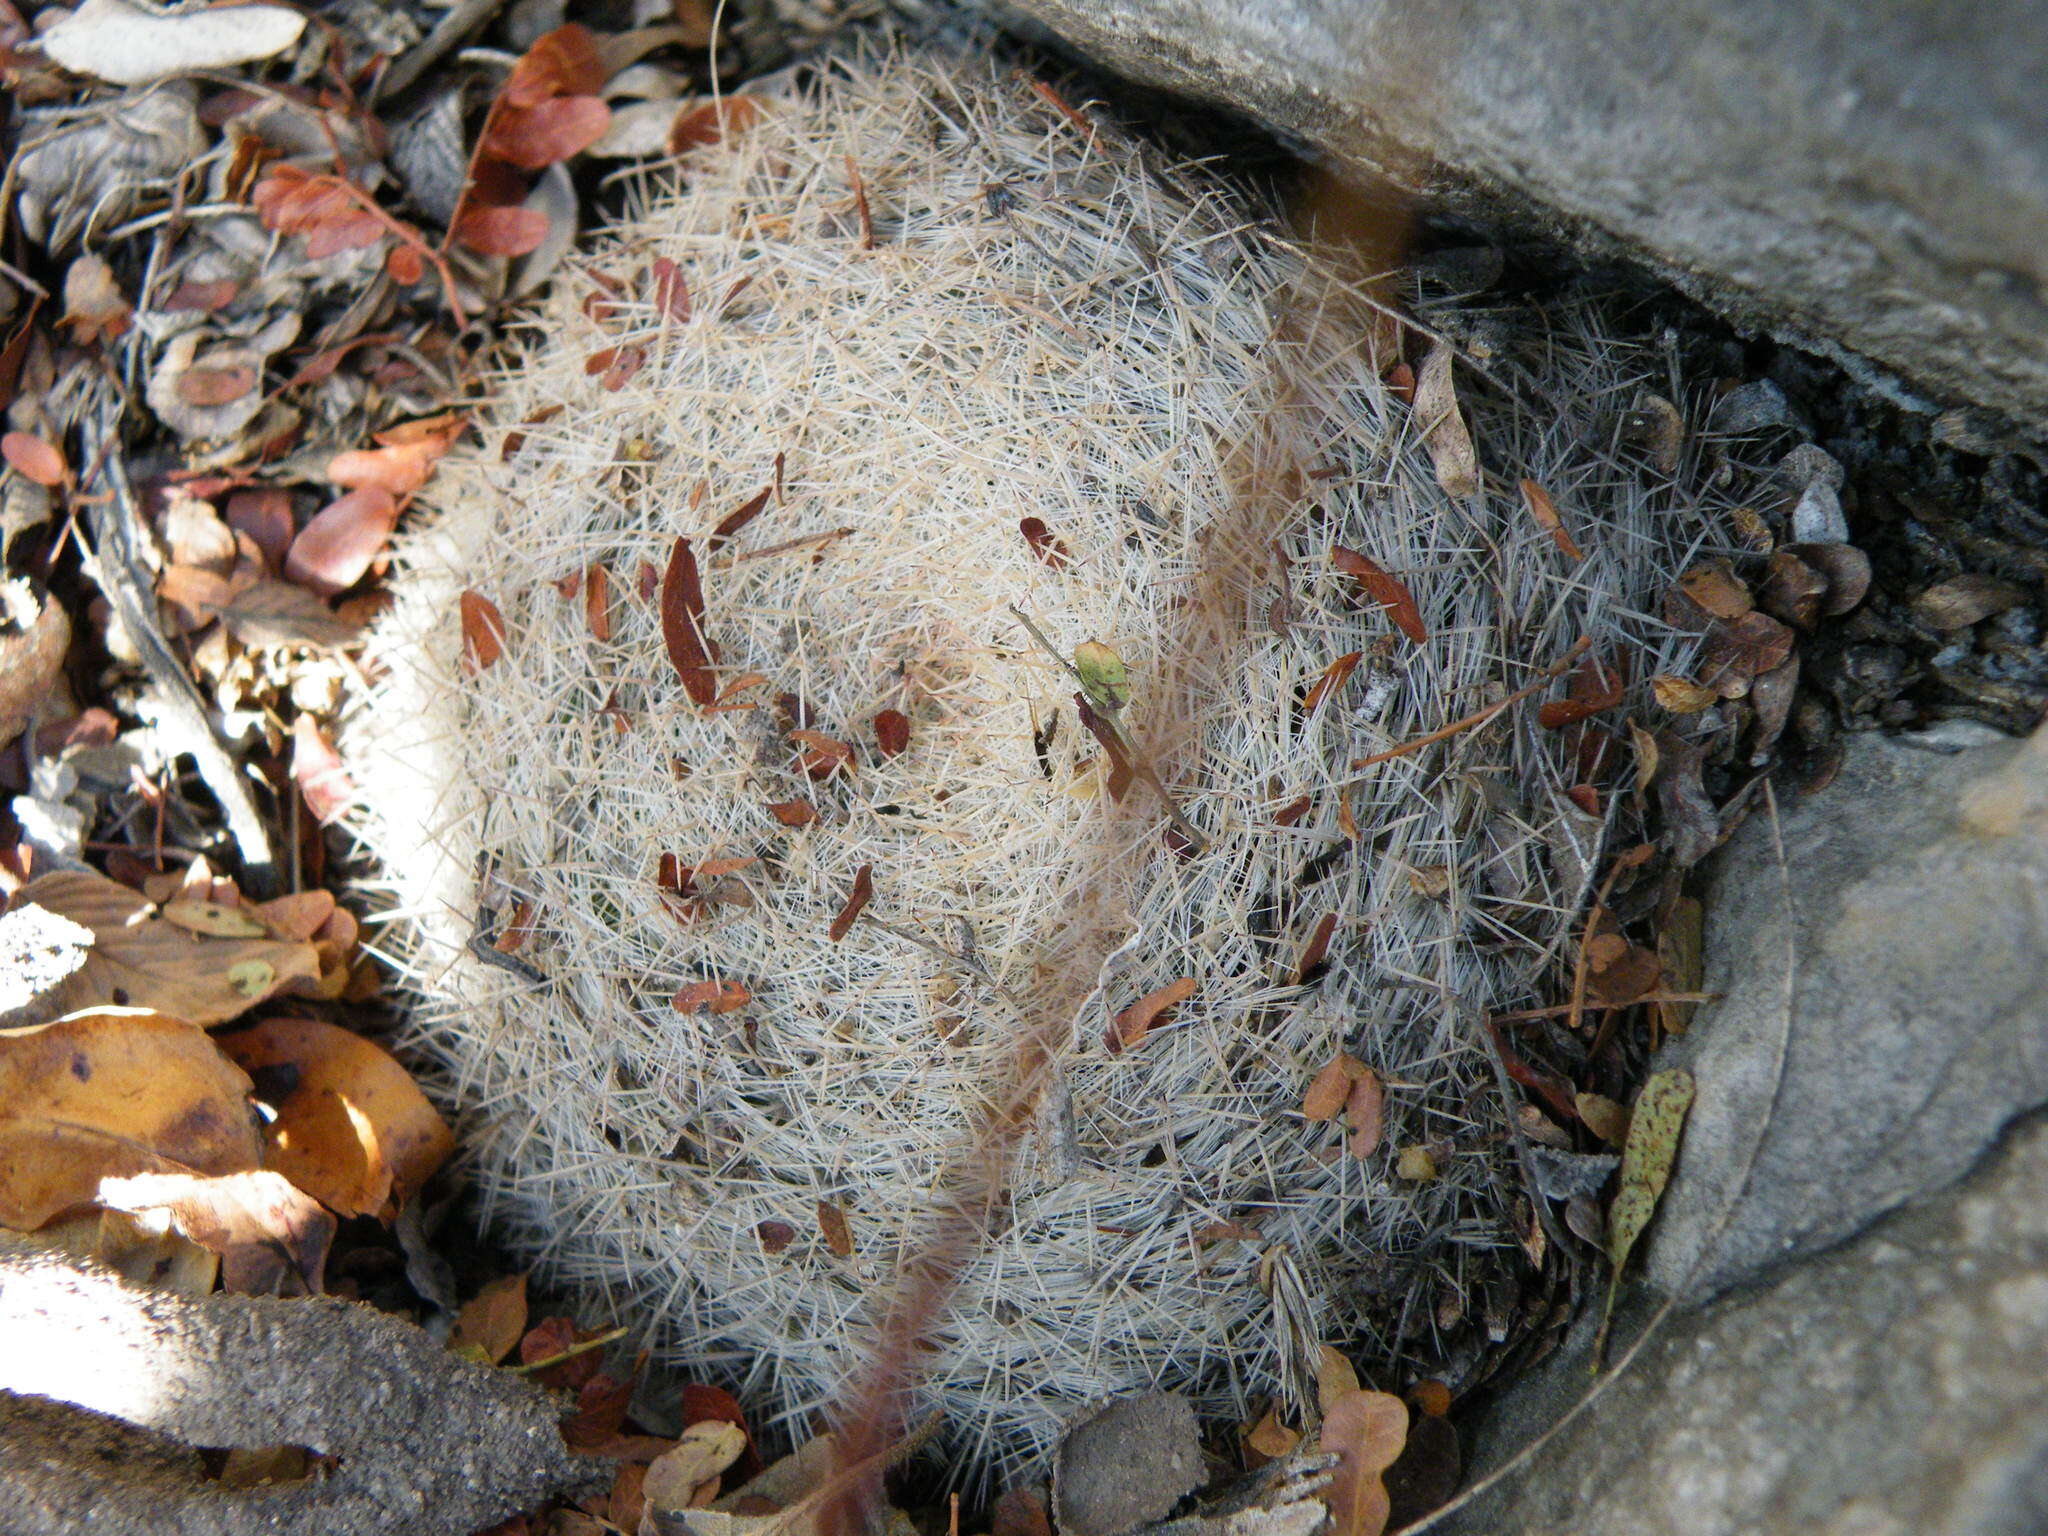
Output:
[284, 487, 398, 597]
[1108, 976, 1196, 1053]
[815, 1199, 853, 1257]
[1020, 516, 1070, 569]
[873, 709, 910, 758]
[98, 1168, 332, 1295]
[12, 871, 318, 1026]
[661, 535, 717, 707]
[674, 979, 751, 1014]
[460, 590, 507, 671]
[1330, 548, 1426, 643]
[1, 431, 66, 487]
[450, 1274, 529, 1364]
[1304, 650, 1364, 711]
[1318, 1389, 1409, 1536]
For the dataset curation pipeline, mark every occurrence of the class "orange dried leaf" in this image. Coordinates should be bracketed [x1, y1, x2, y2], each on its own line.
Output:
[451, 1274, 529, 1364]
[0, 1008, 261, 1230]
[828, 863, 874, 943]
[674, 979, 751, 1015]
[710, 486, 772, 546]
[1109, 976, 1196, 1053]
[767, 799, 817, 828]
[1679, 561, 1753, 621]
[1345, 1070, 1385, 1158]
[584, 562, 612, 641]
[791, 729, 854, 780]
[816, 1199, 853, 1257]
[1296, 912, 1338, 983]
[1304, 650, 1364, 711]
[460, 590, 507, 671]
[215, 1016, 455, 1217]
[1318, 1389, 1409, 1536]
[1302, 1057, 1359, 1121]
[2, 430, 67, 487]
[661, 535, 717, 707]
[1330, 547, 1426, 643]
[1517, 479, 1584, 561]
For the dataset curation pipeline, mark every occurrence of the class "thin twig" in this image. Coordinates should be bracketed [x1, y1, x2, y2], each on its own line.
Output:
[1350, 636, 1591, 772]
[80, 414, 280, 897]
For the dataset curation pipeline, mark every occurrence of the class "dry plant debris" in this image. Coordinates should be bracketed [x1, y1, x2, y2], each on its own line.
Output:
[344, 32, 1777, 1484]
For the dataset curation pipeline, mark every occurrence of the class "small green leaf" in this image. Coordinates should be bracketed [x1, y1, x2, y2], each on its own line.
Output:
[1072, 639, 1131, 712]
[1601, 1067, 1694, 1328]
[226, 958, 276, 999]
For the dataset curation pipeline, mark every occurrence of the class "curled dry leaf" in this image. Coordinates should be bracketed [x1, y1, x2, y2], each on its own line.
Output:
[1412, 342, 1478, 499]
[1698, 610, 1795, 699]
[214, 1016, 455, 1218]
[0, 1008, 260, 1231]
[1330, 548, 1427, 643]
[1108, 976, 1196, 1053]
[1678, 561, 1753, 621]
[1302, 1055, 1364, 1121]
[1517, 478, 1583, 561]
[1304, 651, 1364, 711]
[460, 590, 507, 671]
[61, 253, 132, 345]
[98, 1169, 334, 1296]
[1651, 673, 1717, 714]
[484, 95, 613, 171]
[284, 487, 399, 597]
[767, 799, 818, 828]
[792, 729, 854, 781]
[328, 415, 463, 500]
[584, 562, 612, 640]
[644, 1420, 750, 1522]
[1345, 1070, 1385, 1158]
[827, 863, 874, 943]
[1318, 1389, 1410, 1536]
[11, 871, 319, 1026]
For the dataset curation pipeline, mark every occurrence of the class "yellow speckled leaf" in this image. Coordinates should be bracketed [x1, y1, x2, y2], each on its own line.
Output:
[1602, 1068, 1695, 1326]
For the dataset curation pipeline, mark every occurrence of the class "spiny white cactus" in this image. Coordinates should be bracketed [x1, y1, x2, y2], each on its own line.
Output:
[348, 35, 1729, 1479]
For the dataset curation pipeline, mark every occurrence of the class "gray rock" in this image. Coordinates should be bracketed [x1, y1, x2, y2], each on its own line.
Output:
[1645, 725, 2048, 1300]
[1441, 1111, 2048, 1536]
[983, 0, 2048, 422]
[1054, 1393, 1204, 1536]
[1709, 380, 1802, 437]
[1789, 479, 1850, 543]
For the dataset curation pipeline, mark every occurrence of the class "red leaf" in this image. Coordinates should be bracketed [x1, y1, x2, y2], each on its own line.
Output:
[1537, 653, 1624, 729]
[791, 729, 853, 781]
[584, 562, 612, 641]
[756, 1220, 796, 1255]
[460, 591, 507, 671]
[1304, 650, 1364, 711]
[709, 485, 771, 547]
[328, 437, 454, 502]
[1331, 547, 1427, 643]
[873, 709, 910, 758]
[1272, 794, 1312, 827]
[1073, 694, 1134, 801]
[1108, 976, 1196, 1053]
[660, 535, 717, 707]
[651, 257, 690, 322]
[1485, 1020, 1580, 1124]
[284, 487, 398, 597]
[503, 24, 606, 108]
[2, 430, 66, 486]
[674, 979, 751, 1014]
[385, 243, 425, 285]
[1296, 912, 1338, 983]
[668, 96, 764, 157]
[452, 204, 550, 258]
[1019, 516, 1070, 569]
[484, 96, 612, 171]
[767, 799, 817, 827]
[828, 863, 874, 942]
[251, 165, 388, 258]
[291, 716, 353, 824]
[598, 345, 645, 391]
